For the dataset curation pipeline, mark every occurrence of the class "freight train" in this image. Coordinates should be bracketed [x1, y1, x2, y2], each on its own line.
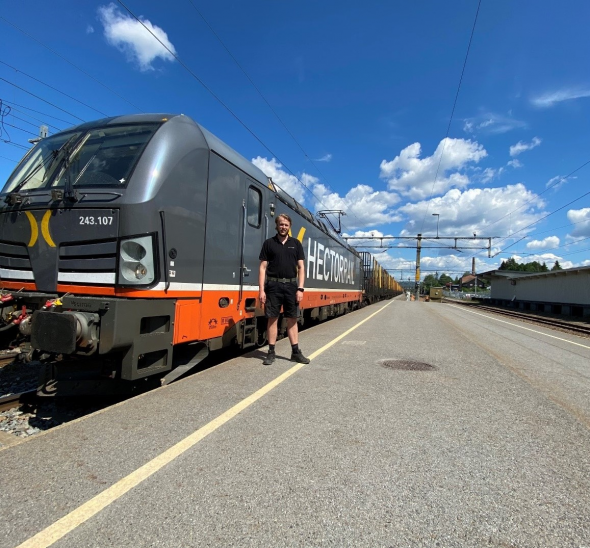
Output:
[0, 114, 401, 392]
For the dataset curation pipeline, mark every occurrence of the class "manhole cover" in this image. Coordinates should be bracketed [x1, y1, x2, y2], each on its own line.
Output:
[379, 360, 437, 371]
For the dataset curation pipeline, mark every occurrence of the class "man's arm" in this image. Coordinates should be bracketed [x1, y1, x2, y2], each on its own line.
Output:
[296, 259, 305, 303]
[259, 260, 268, 305]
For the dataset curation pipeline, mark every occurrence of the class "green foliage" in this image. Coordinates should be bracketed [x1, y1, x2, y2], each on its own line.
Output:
[422, 273, 439, 293]
[439, 273, 453, 286]
[499, 258, 550, 272]
[551, 260, 562, 271]
[422, 272, 454, 293]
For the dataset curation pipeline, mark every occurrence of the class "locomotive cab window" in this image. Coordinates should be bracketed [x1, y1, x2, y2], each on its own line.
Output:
[2, 131, 82, 193]
[247, 186, 262, 228]
[2, 123, 161, 193]
[52, 124, 160, 188]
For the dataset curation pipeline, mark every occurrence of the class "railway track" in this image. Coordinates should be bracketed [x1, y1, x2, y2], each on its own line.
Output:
[0, 349, 20, 369]
[0, 390, 37, 412]
[445, 299, 590, 337]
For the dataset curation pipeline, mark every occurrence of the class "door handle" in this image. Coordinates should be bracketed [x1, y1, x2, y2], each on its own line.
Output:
[242, 265, 251, 277]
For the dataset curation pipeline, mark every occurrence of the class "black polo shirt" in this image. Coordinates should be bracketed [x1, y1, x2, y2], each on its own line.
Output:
[259, 234, 305, 279]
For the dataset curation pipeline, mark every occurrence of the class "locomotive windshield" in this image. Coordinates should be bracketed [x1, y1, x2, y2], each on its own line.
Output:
[2, 123, 160, 193]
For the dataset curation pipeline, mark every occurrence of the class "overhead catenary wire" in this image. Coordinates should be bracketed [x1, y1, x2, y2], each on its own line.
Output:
[2, 105, 62, 132]
[483, 157, 590, 233]
[7, 112, 55, 133]
[2, 140, 29, 150]
[555, 245, 590, 258]
[518, 218, 590, 239]
[2, 121, 38, 137]
[0, 61, 109, 117]
[114, 0, 351, 232]
[491, 188, 590, 257]
[0, 78, 86, 122]
[185, 1, 364, 228]
[470, 157, 590, 263]
[0, 16, 142, 113]
[419, 0, 481, 233]
[1, 99, 77, 125]
[0, 154, 18, 163]
[519, 235, 590, 256]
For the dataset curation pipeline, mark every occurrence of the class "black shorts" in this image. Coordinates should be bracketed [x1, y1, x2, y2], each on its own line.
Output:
[264, 280, 298, 318]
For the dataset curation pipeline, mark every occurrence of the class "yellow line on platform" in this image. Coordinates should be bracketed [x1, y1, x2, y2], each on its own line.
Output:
[15, 300, 394, 548]
[447, 304, 590, 350]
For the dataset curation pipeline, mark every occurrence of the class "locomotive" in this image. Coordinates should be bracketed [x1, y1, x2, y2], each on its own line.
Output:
[0, 114, 401, 392]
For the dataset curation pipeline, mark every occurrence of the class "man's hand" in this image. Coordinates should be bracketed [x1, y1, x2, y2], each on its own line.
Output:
[296, 290, 303, 303]
[259, 290, 266, 307]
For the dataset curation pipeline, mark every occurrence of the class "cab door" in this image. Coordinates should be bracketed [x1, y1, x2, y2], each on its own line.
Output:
[239, 182, 265, 301]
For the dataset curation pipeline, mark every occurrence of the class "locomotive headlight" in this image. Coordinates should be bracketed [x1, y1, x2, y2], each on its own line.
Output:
[118, 235, 156, 286]
[135, 264, 148, 279]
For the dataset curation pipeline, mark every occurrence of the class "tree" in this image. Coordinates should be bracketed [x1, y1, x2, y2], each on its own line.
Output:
[499, 257, 520, 271]
[422, 273, 440, 293]
[439, 273, 453, 287]
[551, 260, 562, 271]
[499, 258, 551, 272]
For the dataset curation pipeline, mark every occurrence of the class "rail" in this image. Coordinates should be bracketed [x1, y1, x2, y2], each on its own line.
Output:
[444, 299, 590, 338]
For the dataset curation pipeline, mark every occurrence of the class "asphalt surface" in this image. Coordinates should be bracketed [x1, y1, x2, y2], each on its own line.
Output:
[1, 298, 590, 548]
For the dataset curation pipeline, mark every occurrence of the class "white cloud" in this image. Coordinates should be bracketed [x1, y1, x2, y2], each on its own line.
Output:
[507, 159, 522, 169]
[480, 167, 504, 183]
[509, 137, 541, 157]
[463, 112, 527, 135]
[252, 157, 401, 230]
[526, 236, 560, 250]
[418, 255, 492, 276]
[397, 184, 545, 240]
[566, 208, 590, 239]
[314, 153, 332, 163]
[379, 138, 487, 200]
[312, 182, 402, 230]
[341, 230, 392, 249]
[545, 175, 573, 191]
[98, 3, 176, 71]
[86, 25, 95, 34]
[531, 88, 590, 108]
[252, 157, 309, 204]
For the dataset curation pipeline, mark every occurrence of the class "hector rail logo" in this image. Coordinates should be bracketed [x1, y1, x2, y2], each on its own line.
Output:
[306, 238, 355, 285]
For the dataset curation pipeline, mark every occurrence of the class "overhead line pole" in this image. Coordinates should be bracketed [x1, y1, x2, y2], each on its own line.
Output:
[345, 234, 497, 299]
[344, 236, 497, 257]
[416, 234, 422, 299]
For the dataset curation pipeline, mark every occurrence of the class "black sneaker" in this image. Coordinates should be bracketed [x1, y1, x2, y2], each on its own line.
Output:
[263, 352, 276, 365]
[290, 350, 310, 364]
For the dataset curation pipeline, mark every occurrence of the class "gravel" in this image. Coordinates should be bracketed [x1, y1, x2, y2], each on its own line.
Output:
[0, 359, 43, 398]
[0, 360, 108, 445]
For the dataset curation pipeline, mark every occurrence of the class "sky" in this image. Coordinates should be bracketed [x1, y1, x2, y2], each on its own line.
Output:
[1, 0, 590, 281]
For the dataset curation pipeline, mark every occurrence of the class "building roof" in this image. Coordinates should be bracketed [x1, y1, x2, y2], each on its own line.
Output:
[478, 265, 590, 280]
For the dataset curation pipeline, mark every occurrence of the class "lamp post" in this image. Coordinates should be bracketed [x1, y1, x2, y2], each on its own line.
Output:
[432, 213, 440, 238]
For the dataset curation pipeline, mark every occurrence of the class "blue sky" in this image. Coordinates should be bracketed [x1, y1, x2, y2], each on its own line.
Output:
[2, 0, 590, 279]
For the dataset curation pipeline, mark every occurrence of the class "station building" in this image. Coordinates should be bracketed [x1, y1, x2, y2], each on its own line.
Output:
[481, 266, 590, 318]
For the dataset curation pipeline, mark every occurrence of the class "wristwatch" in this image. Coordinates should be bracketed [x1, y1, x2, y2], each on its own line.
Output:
[297, 287, 304, 292]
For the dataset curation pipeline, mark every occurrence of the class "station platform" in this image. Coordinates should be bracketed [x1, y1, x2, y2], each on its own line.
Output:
[1, 298, 590, 547]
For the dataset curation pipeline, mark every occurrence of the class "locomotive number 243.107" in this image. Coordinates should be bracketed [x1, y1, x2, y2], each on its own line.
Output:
[79, 216, 114, 225]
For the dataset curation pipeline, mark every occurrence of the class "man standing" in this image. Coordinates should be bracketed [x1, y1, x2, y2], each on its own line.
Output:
[258, 213, 310, 365]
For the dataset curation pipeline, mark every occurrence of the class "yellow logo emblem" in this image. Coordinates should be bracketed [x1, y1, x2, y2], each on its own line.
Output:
[24, 210, 56, 248]
[288, 227, 306, 243]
